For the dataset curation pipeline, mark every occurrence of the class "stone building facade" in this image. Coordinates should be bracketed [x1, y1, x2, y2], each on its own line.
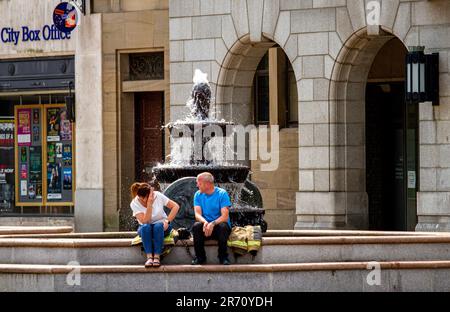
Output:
[168, 0, 450, 231]
[75, 0, 170, 232]
[1, 0, 449, 233]
[0, 0, 171, 232]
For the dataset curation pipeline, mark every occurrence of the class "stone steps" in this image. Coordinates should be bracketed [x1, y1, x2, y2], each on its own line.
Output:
[0, 226, 73, 236]
[0, 229, 441, 239]
[2, 235, 450, 265]
[2, 261, 450, 291]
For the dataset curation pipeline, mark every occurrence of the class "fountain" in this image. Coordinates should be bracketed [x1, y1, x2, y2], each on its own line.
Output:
[152, 69, 267, 232]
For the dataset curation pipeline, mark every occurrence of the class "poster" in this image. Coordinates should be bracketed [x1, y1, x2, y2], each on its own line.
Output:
[408, 171, 416, 189]
[56, 143, 63, 158]
[47, 193, 62, 200]
[63, 168, 72, 190]
[47, 108, 60, 142]
[20, 180, 27, 196]
[28, 184, 36, 199]
[0, 173, 5, 184]
[20, 147, 27, 162]
[0, 120, 14, 146]
[47, 163, 61, 196]
[0, 147, 14, 174]
[33, 109, 40, 124]
[63, 144, 72, 166]
[60, 119, 72, 141]
[36, 183, 42, 199]
[29, 147, 42, 183]
[17, 109, 31, 146]
[20, 164, 27, 179]
[47, 143, 56, 163]
[32, 125, 40, 144]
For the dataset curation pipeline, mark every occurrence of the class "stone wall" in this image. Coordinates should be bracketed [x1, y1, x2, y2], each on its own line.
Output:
[74, 0, 170, 231]
[251, 128, 298, 229]
[74, 12, 104, 232]
[101, 2, 170, 231]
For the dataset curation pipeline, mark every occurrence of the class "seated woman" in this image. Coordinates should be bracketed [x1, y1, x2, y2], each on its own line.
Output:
[130, 179, 180, 268]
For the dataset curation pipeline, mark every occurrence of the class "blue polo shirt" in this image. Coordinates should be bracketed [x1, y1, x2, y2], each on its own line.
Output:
[193, 187, 232, 227]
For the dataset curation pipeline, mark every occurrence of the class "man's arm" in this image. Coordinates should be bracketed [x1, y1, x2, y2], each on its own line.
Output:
[204, 206, 229, 237]
[211, 206, 229, 225]
[194, 205, 207, 224]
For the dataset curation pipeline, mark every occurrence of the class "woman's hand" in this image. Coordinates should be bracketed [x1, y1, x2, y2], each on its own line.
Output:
[146, 190, 154, 209]
[163, 219, 169, 231]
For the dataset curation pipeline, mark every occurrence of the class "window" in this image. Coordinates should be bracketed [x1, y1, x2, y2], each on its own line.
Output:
[254, 53, 269, 125]
[287, 61, 298, 127]
[0, 94, 74, 216]
[253, 50, 298, 127]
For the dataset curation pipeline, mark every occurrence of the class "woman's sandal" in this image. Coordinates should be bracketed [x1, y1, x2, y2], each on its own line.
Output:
[144, 257, 153, 268]
[152, 256, 161, 267]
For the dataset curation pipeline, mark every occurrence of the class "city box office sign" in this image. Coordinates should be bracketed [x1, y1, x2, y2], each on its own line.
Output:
[14, 104, 74, 206]
[0, 25, 72, 46]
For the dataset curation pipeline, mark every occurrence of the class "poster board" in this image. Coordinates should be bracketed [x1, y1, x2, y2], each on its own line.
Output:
[14, 104, 75, 206]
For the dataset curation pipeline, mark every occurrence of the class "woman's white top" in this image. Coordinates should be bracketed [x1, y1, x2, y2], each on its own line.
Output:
[130, 191, 170, 225]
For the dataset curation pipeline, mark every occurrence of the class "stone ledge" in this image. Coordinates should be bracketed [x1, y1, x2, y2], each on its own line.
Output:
[1, 229, 446, 239]
[2, 261, 450, 274]
[0, 226, 73, 235]
[3, 235, 450, 248]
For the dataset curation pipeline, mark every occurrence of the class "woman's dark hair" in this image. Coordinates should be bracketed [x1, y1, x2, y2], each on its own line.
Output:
[149, 177, 161, 192]
[130, 182, 151, 199]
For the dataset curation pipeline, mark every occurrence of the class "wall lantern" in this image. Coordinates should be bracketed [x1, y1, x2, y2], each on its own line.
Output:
[406, 46, 439, 106]
[65, 81, 75, 122]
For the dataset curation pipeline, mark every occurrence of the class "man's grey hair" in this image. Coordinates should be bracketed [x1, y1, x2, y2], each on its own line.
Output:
[197, 172, 215, 184]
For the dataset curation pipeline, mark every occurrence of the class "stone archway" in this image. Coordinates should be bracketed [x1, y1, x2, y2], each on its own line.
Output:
[329, 27, 411, 230]
[214, 34, 300, 125]
[213, 34, 301, 229]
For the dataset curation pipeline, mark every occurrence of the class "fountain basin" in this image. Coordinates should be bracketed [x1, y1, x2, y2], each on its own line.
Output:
[153, 165, 250, 184]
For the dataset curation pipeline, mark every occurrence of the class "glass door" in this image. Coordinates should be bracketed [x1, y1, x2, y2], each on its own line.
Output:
[405, 102, 419, 231]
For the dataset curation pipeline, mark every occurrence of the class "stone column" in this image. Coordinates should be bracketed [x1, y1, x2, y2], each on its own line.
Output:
[74, 13, 104, 232]
[412, 1, 450, 232]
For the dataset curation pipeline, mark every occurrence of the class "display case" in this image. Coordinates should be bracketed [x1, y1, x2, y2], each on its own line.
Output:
[14, 104, 74, 207]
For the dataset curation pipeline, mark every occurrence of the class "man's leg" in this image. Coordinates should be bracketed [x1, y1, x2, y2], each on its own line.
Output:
[192, 222, 207, 263]
[212, 223, 231, 262]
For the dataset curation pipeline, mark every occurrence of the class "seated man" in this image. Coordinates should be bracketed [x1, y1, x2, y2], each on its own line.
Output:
[192, 172, 232, 265]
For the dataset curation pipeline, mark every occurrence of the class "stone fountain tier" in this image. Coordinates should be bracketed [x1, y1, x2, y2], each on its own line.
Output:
[152, 165, 250, 184]
[166, 120, 234, 132]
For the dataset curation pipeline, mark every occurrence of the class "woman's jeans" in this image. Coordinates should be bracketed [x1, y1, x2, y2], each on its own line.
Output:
[138, 222, 172, 255]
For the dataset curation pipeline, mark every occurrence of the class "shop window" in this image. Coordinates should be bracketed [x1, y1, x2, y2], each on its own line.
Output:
[0, 94, 74, 216]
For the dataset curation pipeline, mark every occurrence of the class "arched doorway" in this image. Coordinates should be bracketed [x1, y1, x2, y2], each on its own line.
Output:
[365, 39, 417, 231]
[330, 28, 418, 231]
[215, 36, 300, 229]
